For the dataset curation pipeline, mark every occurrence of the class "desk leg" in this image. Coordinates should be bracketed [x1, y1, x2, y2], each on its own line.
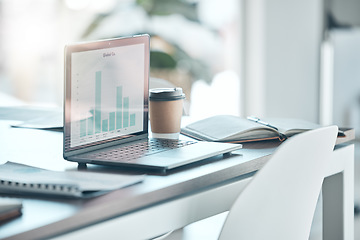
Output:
[323, 145, 354, 240]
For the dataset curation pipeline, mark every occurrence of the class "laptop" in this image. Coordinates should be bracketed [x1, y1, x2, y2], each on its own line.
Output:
[63, 34, 242, 173]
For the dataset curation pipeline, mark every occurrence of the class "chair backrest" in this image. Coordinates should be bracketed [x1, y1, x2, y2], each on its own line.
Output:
[218, 126, 338, 240]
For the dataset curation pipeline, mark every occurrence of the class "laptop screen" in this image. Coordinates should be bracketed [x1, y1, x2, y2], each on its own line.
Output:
[64, 35, 150, 154]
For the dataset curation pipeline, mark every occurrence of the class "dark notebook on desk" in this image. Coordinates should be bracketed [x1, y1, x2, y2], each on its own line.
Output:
[63, 35, 241, 173]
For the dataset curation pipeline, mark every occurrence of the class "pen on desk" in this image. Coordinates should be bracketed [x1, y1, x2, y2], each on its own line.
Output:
[247, 116, 279, 131]
[247, 116, 346, 137]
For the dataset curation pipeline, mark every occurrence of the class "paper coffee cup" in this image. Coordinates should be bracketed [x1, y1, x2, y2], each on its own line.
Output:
[149, 88, 185, 138]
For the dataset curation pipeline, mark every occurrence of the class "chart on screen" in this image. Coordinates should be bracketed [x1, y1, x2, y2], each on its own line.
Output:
[70, 44, 145, 148]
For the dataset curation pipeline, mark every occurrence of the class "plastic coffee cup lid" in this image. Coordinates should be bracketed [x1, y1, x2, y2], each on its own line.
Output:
[149, 88, 185, 101]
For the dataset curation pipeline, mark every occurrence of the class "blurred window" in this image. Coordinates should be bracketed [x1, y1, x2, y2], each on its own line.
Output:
[0, 0, 242, 117]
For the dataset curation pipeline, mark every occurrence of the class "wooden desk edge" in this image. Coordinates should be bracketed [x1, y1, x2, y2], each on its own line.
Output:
[336, 128, 355, 145]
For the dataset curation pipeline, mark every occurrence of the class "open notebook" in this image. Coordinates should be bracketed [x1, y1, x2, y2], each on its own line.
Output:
[181, 115, 345, 143]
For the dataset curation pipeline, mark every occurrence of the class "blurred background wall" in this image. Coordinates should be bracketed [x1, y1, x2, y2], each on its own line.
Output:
[0, 0, 359, 131]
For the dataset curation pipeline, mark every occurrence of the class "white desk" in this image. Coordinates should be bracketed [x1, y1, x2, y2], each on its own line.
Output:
[0, 121, 354, 240]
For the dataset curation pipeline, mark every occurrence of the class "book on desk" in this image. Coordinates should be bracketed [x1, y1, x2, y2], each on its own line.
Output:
[181, 115, 347, 143]
[0, 162, 144, 198]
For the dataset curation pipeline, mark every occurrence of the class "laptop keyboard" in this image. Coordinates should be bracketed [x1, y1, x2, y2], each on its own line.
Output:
[82, 139, 197, 163]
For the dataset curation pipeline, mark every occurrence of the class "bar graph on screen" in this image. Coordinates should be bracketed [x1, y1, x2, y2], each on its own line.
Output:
[69, 44, 145, 148]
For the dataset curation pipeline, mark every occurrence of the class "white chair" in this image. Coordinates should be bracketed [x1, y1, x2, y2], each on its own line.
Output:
[162, 125, 338, 240]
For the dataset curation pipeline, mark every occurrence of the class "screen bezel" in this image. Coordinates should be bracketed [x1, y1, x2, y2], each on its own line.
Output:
[63, 34, 150, 157]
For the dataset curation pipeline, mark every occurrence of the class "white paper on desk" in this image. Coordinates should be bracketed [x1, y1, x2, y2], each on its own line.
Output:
[10, 111, 63, 130]
[0, 162, 145, 198]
